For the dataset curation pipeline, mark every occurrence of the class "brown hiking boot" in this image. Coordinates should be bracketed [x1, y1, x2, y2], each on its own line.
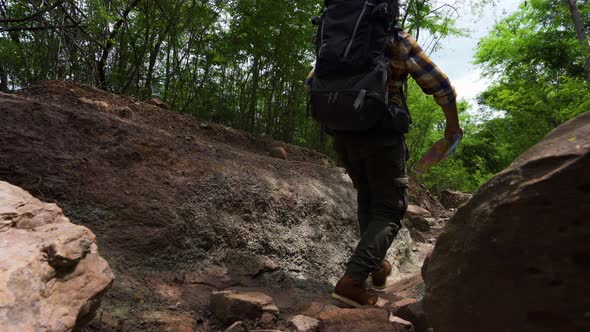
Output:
[371, 260, 392, 290]
[331, 275, 378, 308]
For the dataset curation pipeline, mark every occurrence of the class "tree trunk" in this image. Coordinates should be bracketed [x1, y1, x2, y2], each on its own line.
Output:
[564, 0, 590, 85]
[249, 55, 260, 131]
[0, 65, 9, 92]
[96, 0, 141, 90]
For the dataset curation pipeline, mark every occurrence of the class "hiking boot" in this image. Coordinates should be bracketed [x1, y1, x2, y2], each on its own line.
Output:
[371, 260, 392, 290]
[331, 274, 377, 308]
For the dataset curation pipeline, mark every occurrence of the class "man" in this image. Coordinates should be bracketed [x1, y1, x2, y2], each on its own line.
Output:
[307, 24, 463, 307]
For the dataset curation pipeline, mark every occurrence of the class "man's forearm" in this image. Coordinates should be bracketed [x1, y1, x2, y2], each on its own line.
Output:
[441, 101, 462, 137]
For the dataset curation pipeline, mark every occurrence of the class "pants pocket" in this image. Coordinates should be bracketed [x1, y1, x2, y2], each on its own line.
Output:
[394, 176, 409, 215]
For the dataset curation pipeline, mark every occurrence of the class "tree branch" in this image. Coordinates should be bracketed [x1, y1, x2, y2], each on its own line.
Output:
[0, 23, 80, 33]
[0, 0, 65, 24]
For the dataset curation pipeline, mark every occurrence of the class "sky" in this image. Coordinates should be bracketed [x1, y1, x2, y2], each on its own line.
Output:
[428, 0, 523, 103]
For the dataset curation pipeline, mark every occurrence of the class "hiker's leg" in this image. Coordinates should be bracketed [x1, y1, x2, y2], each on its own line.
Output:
[346, 140, 408, 281]
[334, 140, 371, 236]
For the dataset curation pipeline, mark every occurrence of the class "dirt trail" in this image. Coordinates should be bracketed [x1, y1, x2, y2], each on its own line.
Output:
[0, 81, 446, 331]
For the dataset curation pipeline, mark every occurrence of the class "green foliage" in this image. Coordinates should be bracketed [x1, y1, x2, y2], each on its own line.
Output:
[470, 0, 590, 177]
[415, 0, 590, 194]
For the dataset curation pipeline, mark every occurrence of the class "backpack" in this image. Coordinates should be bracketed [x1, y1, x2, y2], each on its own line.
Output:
[309, 0, 396, 132]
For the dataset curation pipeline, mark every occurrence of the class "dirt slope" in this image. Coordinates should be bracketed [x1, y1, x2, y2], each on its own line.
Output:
[0, 81, 443, 330]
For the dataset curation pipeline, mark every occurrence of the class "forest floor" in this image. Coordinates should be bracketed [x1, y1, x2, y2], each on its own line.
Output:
[0, 81, 448, 331]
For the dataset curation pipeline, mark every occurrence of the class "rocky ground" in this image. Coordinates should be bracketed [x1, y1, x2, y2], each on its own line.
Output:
[0, 81, 460, 331]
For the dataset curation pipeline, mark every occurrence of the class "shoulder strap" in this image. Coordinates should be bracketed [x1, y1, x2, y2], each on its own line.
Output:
[400, 80, 412, 124]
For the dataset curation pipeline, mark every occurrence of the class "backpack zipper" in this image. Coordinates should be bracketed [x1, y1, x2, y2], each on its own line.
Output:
[343, 1, 371, 59]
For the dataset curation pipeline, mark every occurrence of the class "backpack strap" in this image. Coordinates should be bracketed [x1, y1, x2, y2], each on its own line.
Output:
[399, 79, 412, 125]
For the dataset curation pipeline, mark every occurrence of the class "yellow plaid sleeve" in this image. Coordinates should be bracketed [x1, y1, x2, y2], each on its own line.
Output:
[403, 33, 457, 106]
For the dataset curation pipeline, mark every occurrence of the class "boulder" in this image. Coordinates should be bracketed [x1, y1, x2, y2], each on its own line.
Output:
[210, 291, 279, 324]
[438, 189, 472, 209]
[423, 112, 590, 332]
[0, 181, 114, 332]
[290, 314, 320, 332]
[318, 308, 393, 332]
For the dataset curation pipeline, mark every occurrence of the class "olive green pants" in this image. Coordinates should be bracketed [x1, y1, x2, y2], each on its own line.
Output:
[334, 137, 409, 282]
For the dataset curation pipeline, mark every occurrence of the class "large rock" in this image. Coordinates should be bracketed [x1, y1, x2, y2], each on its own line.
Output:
[423, 112, 590, 332]
[0, 181, 114, 331]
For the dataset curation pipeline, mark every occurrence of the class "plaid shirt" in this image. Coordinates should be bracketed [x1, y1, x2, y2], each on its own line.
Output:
[388, 31, 456, 107]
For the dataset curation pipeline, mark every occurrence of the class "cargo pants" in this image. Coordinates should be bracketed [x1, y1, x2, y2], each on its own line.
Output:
[334, 136, 409, 282]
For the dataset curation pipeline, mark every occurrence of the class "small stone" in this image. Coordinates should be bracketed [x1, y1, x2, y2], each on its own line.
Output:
[290, 314, 320, 332]
[270, 147, 288, 160]
[390, 314, 414, 331]
[395, 300, 428, 332]
[439, 189, 472, 209]
[210, 291, 279, 323]
[391, 298, 418, 314]
[150, 97, 169, 109]
[403, 216, 431, 232]
[116, 107, 133, 119]
[425, 218, 437, 227]
[224, 321, 247, 332]
[405, 205, 432, 220]
[138, 312, 195, 332]
[261, 312, 275, 323]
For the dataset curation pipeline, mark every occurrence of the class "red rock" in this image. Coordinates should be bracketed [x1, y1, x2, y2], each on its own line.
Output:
[210, 291, 279, 323]
[423, 112, 590, 332]
[405, 205, 432, 220]
[290, 314, 320, 332]
[381, 274, 424, 304]
[318, 308, 393, 332]
[0, 181, 114, 331]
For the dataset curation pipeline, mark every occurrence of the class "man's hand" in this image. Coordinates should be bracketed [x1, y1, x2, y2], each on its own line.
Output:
[442, 101, 463, 138]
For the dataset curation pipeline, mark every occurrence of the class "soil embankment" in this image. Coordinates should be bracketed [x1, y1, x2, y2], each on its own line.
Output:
[0, 81, 445, 331]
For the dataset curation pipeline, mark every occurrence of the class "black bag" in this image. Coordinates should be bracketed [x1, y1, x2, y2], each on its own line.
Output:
[310, 0, 396, 132]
